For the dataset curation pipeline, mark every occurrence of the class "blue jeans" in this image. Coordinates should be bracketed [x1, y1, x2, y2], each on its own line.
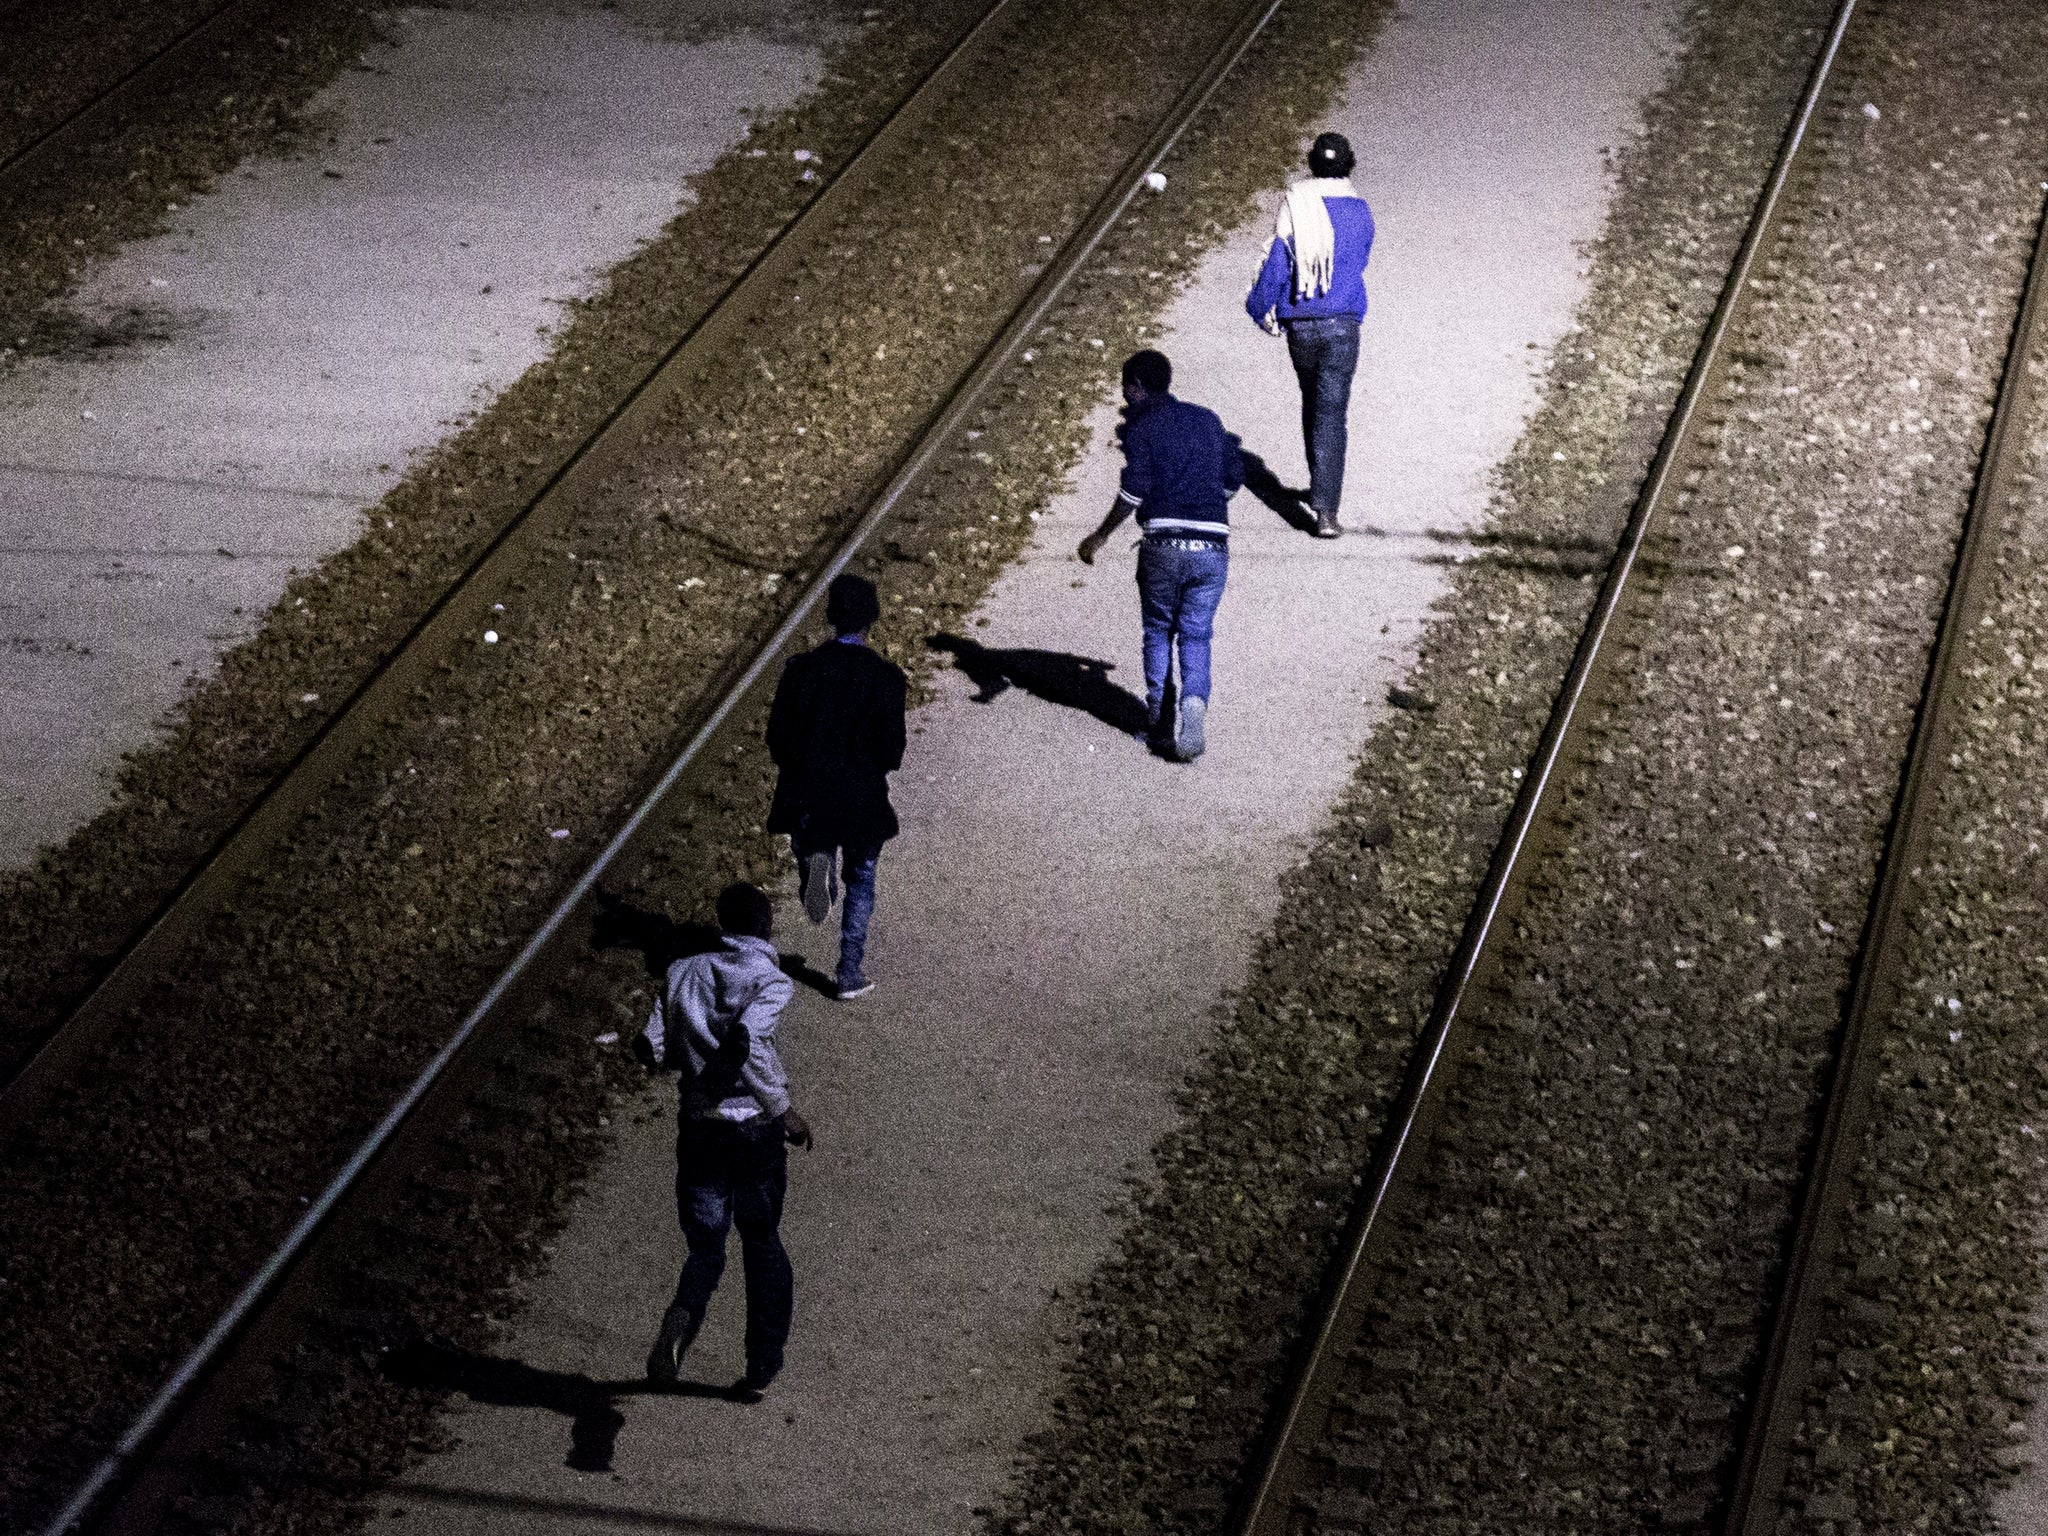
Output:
[1136, 539, 1228, 719]
[1286, 317, 1360, 518]
[671, 1116, 792, 1381]
[794, 836, 881, 989]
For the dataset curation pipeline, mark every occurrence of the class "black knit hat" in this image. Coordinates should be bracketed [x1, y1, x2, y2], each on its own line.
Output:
[825, 571, 881, 634]
[1308, 131, 1355, 178]
[1121, 348, 1172, 394]
[715, 882, 773, 939]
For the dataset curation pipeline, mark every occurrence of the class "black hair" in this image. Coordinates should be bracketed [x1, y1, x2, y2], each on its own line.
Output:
[1121, 348, 1172, 395]
[825, 571, 881, 635]
[715, 882, 774, 940]
[1308, 131, 1355, 179]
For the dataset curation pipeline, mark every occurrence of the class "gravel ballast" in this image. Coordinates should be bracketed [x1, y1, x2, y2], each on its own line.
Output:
[1777, 307, 2048, 1531]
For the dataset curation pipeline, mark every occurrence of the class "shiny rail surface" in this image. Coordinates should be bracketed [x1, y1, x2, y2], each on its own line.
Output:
[37, 0, 1291, 1528]
[1230, 0, 1863, 1529]
[0, 0, 1022, 1133]
[1717, 144, 2048, 1536]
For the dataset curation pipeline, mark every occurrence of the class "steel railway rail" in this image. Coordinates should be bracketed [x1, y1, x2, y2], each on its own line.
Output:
[33, 0, 1293, 1528]
[1230, 0, 1861, 1529]
[1232, 0, 2048, 1530]
[0, 0, 246, 187]
[0, 0, 1021, 1129]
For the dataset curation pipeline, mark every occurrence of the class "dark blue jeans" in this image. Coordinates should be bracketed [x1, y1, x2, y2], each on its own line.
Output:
[1136, 539, 1228, 719]
[1286, 316, 1361, 518]
[794, 836, 882, 989]
[671, 1115, 792, 1381]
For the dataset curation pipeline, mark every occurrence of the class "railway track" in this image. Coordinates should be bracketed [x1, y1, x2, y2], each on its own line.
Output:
[1718, 116, 2048, 1536]
[1232, 0, 2048, 1529]
[26, 0, 1298, 1529]
[0, 0, 1021, 1128]
[0, 0, 247, 185]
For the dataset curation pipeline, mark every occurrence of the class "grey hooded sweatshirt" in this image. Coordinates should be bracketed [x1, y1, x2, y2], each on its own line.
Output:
[643, 933, 793, 1123]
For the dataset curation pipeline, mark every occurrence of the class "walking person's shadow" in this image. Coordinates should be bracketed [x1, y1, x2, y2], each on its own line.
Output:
[1238, 449, 1320, 534]
[592, 890, 838, 999]
[382, 1337, 751, 1473]
[927, 633, 1150, 736]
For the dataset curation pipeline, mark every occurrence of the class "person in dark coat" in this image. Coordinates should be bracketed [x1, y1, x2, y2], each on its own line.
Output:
[765, 573, 907, 999]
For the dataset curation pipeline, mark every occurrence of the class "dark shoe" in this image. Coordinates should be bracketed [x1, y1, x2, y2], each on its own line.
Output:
[1173, 696, 1207, 761]
[740, 1361, 780, 1394]
[646, 1303, 698, 1389]
[835, 977, 875, 1001]
[801, 850, 833, 925]
[1314, 512, 1343, 539]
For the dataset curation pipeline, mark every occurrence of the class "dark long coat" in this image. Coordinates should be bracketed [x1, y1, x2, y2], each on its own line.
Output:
[764, 638, 908, 849]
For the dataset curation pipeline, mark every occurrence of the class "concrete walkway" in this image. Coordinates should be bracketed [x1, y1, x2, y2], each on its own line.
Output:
[372, 0, 1681, 1529]
[0, 2, 830, 868]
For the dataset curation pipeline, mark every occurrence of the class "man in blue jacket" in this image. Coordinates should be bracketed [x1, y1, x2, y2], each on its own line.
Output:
[1245, 131, 1374, 539]
[1077, 349, 1242, 762]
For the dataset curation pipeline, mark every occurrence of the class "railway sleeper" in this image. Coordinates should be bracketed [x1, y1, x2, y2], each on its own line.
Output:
[1315, 1437, 1386, 1492]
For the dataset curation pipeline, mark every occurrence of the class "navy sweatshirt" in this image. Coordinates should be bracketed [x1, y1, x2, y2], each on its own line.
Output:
[1115, 393, 1244, 542]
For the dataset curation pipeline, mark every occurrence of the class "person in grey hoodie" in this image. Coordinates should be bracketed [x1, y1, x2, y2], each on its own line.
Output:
[639, 882, 811, 1397]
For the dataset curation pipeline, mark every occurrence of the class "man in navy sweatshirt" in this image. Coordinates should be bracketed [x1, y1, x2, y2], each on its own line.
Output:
[1077, 348, 1242, 762]
[1245, 131, 1374, 539]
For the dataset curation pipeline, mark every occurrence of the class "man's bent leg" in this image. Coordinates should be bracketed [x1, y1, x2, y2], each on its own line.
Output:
[1172, 546, 1229, 704]
[836, 844, 882, 993]
[730, 1123, 793, 1388]
[1313, 321, 1360, 521]
[793, 830, 835, 926]
[1287, 323, 1322, 497]
[1135, 544, 1180, 728]
[651, 1123, 737, 1384]
[1289, 319, 1360, 525]
[1170, 547, 1227, 761]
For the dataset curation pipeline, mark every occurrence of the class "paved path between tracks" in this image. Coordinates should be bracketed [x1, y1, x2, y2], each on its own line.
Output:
[0, 0, 833, 868]
[374, 0, 1682, 1529]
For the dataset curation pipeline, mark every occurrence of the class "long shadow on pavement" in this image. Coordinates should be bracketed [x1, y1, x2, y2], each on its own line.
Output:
[383, 1337, 751, 1473]
[1239, 448, 1319, 533]
[927, 633, 1149, 735]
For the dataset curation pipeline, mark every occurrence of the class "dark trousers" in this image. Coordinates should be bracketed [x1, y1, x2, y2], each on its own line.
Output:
[670, 1115, 792, 1380]
[793, 835, 883, 989]
[1286, 316, 1361, 518]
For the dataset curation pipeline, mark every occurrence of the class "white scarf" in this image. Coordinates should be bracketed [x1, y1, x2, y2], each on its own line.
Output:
[1277, 176, 1356, 301]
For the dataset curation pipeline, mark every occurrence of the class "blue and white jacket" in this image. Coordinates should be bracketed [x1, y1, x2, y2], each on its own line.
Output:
[1116, 393, 1244, 543]
[1245, 179, 1375, 326]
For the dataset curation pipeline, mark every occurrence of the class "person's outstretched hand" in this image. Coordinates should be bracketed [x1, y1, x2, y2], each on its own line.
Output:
[782, 1107, 814, 1150]
[1077, 531, 1104, 565]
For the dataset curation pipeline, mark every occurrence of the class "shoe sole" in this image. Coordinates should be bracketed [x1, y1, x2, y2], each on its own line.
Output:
[836, 981, 875, 1000]
[801, 851, 832, 924]
[1174, 700, 1206, 762]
